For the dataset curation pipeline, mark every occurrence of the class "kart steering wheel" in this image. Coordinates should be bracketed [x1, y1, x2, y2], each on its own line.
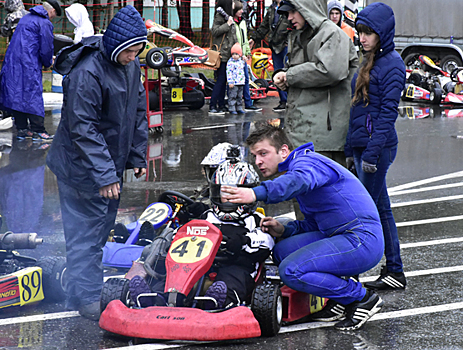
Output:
[158, 190, 195, 208]
[450, 67, 463, 82]
[253, 57, 269, 71]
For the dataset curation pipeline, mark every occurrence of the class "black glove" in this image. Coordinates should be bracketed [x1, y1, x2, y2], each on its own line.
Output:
[222, 233, 250, 255]
[362, 160, 377, 173]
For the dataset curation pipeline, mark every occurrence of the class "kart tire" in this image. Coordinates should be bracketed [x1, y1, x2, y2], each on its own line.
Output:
[440, 55, 462, 75]
[38, 256, 67, 302]
[254, 78, 270, 92]
[403, 54, 420, 70]
[100, 278, 131, 313]
[407, 72, 423, 87]
[146, 48, 168, 69]
[430, 88, 443, 105]
[149, 91, 160, 111]
[187, 91, 205, 110]
[251, 284, 283, 337]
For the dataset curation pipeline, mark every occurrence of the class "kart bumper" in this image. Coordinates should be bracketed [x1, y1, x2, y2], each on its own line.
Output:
[99, 300, 261, 340]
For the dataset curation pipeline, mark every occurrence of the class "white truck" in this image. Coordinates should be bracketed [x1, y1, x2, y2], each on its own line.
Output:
[366, 0, 463, 73]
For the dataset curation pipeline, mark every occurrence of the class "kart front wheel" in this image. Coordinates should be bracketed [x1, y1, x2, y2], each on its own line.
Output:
[430, 88, 443, 105]
[38, 256, 67, 302]
[100, 278, 131, 313]
[251, 284, 283, 337]
[146, 48, 168, 69]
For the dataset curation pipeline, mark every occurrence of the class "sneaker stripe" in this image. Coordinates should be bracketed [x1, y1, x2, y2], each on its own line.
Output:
[382, 276, 405, 288]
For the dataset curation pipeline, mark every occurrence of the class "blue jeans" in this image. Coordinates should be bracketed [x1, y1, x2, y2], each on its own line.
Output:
[271, 47, 288, 104]
[353, 146, 403, 273]
[273, 227, 384, 305]
[243, 63, 252, 108]
[210, 63, 227, 110]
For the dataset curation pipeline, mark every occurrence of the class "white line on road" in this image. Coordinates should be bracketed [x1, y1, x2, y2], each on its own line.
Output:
[396, 215, 463, 227]
[0, 311, 79, 326]
[391, 194, 463, 207]
[360, 265, 463, 283]
[389, 182, 463, 196]
[190, 124, 235, 131]
[388, 170, 463, 193]
[401, 236, 463, 248]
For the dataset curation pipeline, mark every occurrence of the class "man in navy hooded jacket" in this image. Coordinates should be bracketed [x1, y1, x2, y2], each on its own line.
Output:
[46, 5, 148, 321]
[222, 125, 385, 330]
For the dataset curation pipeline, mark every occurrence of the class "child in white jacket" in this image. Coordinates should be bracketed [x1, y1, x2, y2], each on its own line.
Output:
[226, 43, 246, 114]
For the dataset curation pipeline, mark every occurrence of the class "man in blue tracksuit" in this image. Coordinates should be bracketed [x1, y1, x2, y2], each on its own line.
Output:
[46, 5, 148, 321]
[221, 124, 384, 330]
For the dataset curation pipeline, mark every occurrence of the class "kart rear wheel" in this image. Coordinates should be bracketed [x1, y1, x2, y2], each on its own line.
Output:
[100, 278, 131, 313]
[403, 54, 421, 70]
[146, 48, 168, 69]
[251, 284, 283, 337]
[38, 256, 67, 302]
[254, 78, 270, 92]
[430, 88, 443, 105]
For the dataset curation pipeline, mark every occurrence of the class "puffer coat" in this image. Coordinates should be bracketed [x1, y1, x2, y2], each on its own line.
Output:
[344, 2, 406, 165]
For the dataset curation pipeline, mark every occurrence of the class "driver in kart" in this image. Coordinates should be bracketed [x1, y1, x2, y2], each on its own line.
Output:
[129, 157, 275, 310]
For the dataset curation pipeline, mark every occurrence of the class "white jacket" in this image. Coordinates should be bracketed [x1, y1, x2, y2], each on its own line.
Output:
[65, 3, 94, 43]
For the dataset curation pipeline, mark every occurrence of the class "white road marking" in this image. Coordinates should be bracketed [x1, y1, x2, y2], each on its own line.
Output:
[396, 215, 463, 227]
[190, 124, 235, 131]
[360, 265, 463, 283]
[389, 182, 463, 196]
[401, 237, 463, 248]
[0, 311, 79, 326]
[388, 170, 463, 193]
[391, 194, 463, 207]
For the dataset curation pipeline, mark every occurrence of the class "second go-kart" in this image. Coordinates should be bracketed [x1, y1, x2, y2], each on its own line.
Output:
[99, 217, 326, 341]
[0, 224, 67, 309]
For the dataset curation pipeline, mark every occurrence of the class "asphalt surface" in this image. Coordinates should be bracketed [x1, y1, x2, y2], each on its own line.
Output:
[1, 95, 463, 350]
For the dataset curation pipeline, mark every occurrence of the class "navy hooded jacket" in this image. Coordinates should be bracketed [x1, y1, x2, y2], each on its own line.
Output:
[253, 143, 382, 239]
[46, 6, 148, 193]
[0, 6, 53, 118]
[344, 2, 405, 165]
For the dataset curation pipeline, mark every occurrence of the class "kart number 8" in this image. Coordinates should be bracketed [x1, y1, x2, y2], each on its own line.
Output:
[169, 237, 214, 264]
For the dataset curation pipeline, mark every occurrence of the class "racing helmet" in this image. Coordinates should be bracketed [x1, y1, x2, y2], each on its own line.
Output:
[209, 159, 259, 221]
[200, 143, 243, 182]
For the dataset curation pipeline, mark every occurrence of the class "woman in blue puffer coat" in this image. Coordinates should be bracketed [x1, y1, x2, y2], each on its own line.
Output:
[345, 2, 406, 291]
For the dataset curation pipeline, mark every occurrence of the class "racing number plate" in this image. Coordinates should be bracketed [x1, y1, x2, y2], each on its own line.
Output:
[405, 85, 415, 98]
[138, 202, 172, 228]
[168, 236, 214, 264]
[171, 88, 183, 102]
[0, 267, 44, 309]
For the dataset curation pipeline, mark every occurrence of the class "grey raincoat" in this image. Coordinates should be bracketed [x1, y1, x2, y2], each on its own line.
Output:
[281, 0, 358, 151]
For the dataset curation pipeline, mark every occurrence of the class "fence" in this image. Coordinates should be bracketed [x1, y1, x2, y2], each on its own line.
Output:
[0, 0, 267, 63]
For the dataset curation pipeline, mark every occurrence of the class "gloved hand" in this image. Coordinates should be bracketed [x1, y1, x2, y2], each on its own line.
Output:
[221, 233, 250, 255]
[362, 160, 377, 173]
[346, 157, 355, 171]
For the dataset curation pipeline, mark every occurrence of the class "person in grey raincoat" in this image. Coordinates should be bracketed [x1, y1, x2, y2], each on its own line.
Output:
[0, 0, 61, 141]
[65, 3, 94, 43]
[274, 0, 358, 165]
[46, 5, 148, 321]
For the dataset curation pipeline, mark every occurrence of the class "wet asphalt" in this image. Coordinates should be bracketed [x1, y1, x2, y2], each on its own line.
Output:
[1, 95, 463, 350]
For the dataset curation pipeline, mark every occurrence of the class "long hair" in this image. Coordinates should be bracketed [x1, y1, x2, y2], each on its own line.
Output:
[216, 0, 233, 17]
[352, 23, 381, 106]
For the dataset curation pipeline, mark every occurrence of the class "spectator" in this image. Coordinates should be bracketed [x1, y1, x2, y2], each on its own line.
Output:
[221, 125, 385, 330]
[345, 2, 407, 290]
[46, 5, 148, 321]
[231, 1, 261, 112]
[226, 43, 246, 114]
[327, 0, 356, 43]
[0, 0, 28, 38]
[65, 3, 94, 43]
[273, 0, 358, 165]
[0, 0, 62, 142]
[249, 0, 290, 112]
[209, 0, 238, 115]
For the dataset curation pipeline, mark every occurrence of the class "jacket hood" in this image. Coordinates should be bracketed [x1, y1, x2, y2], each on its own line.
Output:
[356, 2, 395, 55]
[290, 0, 327, 31]
[29, 5, 49, 19]
[54, 35, 102, 75]
[102, 5, 147, 63]
[65, 3, 89, 28]
[279, 142, 315, 172]
[327, 0, 343, 25]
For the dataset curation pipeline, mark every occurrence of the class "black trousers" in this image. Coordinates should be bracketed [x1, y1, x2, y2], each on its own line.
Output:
[12, 110, 46, 133]
[215, 264, 255, 306]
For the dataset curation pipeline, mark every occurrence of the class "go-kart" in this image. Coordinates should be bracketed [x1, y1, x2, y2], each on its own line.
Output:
[99, 215, 326, 341]
[402, 55, 463, 105]
[0, 224, 67, 308]
[102, 191, 197, 270]
[143, 20, 208, 110]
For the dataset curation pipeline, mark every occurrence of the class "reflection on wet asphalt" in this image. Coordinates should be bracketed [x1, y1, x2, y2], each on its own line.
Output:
[1, 98, 463, 349]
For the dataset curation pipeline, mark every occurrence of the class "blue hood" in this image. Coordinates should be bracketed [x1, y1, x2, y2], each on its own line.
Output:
[356, 2, 395, 57]
[102, 5, 147, 63]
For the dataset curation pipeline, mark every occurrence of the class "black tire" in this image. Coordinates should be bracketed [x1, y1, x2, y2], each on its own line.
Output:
[430, 88, 443, 105]
[407, 72, 423, 87]
[251, 284, 283, 337]
[100, 278, 131, 313]
[187, 91, 205, 110]
[440, 55, 463, 74]
[254, 78, 270, 92]
[149, 90, 160, 111]
[146, 48, 168, 69]
[37, 256, 67, 302]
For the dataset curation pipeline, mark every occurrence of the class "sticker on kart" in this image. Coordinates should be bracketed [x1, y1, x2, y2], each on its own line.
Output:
[0, 267, 44, 309]
[138, 202, 171, 226]
[168, 236, 214, 264]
